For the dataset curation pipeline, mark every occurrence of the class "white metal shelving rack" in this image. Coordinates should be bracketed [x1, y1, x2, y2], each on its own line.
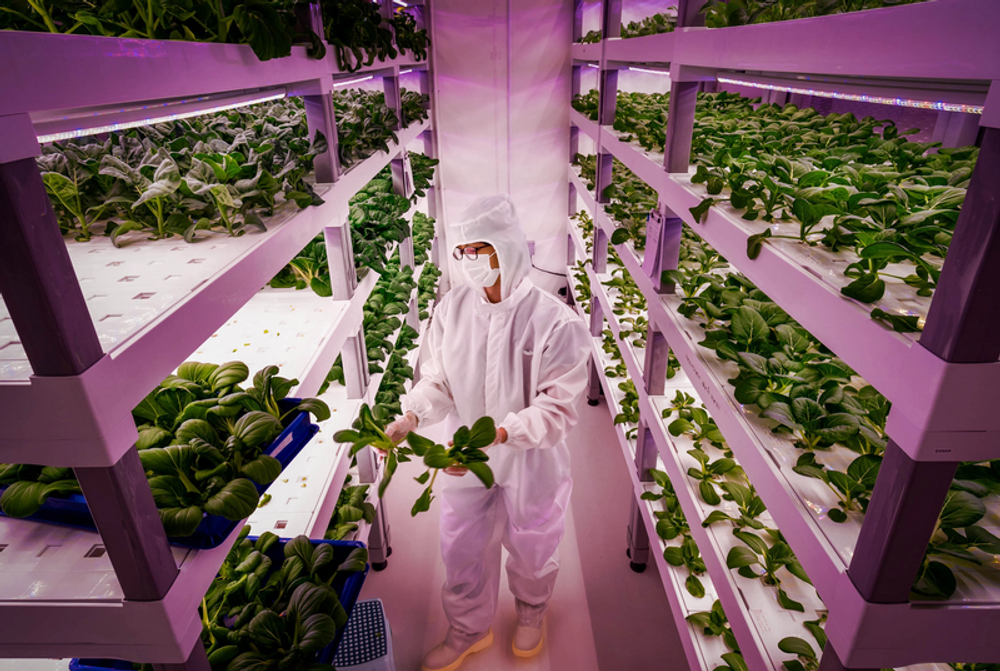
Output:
[567, 1, 1000, 669]
[0, 1, 440, 667]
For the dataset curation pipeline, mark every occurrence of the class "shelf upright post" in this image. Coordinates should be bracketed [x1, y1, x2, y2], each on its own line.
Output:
[0, 115, 209, 671]
[380, 0, 415, 270]
[572, 0, 584, 42]
[822, 126, 1000, 671]
[297, 4, 342, 185]
[421, 125, 442, 268]
[626, 207, 682, 568]
[663, 65, 715, 174]
[676, 0, 706, 28]
[593, 0, 620, 212]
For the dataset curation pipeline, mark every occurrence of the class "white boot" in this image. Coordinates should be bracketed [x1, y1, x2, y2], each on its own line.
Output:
[512, 599, 546, 658]
[421, 627, 493, 671]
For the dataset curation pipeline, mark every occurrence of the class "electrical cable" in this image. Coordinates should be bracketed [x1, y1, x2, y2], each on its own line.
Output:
[531, 264, 568, 278]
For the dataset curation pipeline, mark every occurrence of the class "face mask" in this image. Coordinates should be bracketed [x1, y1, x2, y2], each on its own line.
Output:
[462, 251, 500, 288]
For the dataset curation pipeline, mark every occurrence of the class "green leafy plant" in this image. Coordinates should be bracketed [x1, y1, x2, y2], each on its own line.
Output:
[0, 0, 324, 62]
[0, 360, 328, 536]
[700, 0, 927, 28]
[325, 479, 375, 540]
[686, 599, 742, 659]
[320, 1, 428, 72]
[192, 527, 367, 671]
[726, 530, 811, 611]
[39, 98, 327, 246]
[579, 9, 677, 43]
[333, 404, 495, 516]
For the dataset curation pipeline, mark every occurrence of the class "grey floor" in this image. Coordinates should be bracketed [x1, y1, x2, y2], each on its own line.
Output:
[361, 397, 685, 671]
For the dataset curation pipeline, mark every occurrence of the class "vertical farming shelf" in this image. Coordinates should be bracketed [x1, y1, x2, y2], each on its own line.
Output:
[568, 0, 1000, 668]
[0, 0, 439, 665]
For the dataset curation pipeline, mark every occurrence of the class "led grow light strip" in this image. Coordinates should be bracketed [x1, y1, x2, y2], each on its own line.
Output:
[37, 92, 287, 144]
[334, 75, 375, 87]
[716, 76, 983, 114]
[628, 66, 670, 76]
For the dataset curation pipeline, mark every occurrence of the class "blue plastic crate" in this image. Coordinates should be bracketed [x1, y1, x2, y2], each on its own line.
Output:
[1, 399, 318, 549]
[71, 537, 369, 671]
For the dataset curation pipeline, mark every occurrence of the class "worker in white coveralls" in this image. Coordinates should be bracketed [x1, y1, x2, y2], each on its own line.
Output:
[384, 195, 590, 671]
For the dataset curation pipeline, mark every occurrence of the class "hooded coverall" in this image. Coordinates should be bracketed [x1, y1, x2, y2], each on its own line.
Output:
[401, 195, 591, 636]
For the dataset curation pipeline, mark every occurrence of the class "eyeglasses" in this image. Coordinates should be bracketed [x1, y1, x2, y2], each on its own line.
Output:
[452, 244, 493, 261]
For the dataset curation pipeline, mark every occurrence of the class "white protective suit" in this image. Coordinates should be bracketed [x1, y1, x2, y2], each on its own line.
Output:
[401, 195, 591, 636]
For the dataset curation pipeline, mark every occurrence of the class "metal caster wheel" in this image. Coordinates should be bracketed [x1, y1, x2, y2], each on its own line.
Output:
[372, 560, 389, 571]
[626, 548, 632, 559]
[629, 561, 646, 573]
[588, 398, 599, 406]
[387, 546, 393, 558]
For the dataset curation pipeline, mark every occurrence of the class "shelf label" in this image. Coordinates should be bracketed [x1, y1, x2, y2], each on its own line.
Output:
[402, 152, 416, 199]
[642, 208, 664, 277]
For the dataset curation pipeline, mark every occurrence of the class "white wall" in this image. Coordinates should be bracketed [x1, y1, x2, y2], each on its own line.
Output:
[430, 0, 573, 282]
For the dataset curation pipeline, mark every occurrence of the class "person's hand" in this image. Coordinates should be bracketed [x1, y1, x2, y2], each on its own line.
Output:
[380, 412, 419, 457]
[444, 427, 507, 477]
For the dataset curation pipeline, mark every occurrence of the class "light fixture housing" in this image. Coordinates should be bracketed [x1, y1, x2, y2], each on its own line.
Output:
[34, 90, 287, 144]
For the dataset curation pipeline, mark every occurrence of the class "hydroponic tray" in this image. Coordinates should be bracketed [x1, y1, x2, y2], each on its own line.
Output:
[577, 116, 1000, 463]
[589, 260, 819, 671]
[247, 392, 362, 539]
[69, 536, 369, 671]
[0, 30, 423, 119]
[585, 0, 1000, 82]
[0, 399, 317, 549]
[0, 116, 432, 470]
[580, 191, 1000, 665]
[577, 260, 765, 670]
[0, 515, 239, 661]
[638, 487, 735, 671]
[190, 271, 378, 400]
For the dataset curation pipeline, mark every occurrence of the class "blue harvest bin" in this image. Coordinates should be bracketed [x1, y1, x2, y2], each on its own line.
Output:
[71, 538, 369, 671]
[1, 399, 318, 549]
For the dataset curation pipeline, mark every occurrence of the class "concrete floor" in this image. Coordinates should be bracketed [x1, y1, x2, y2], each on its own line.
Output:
[360, 397, 685, 671]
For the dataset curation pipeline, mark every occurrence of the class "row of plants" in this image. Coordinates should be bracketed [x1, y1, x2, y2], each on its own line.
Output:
[2, 0, 428, 69]
[580, 149, 1000, 601]
[269, 151, 438, 295]
[39, 98, 327, 244]
[648, 467, 826, 671]
[325, 474, 375, 541]
[576, 153, 657, 251]
[573, 90, 671, 154]
[699, 0, 927, 28]
[684, 92, 975, 333]
[575, 208, 817, 615]
[576, 86, 977, 332]
[575, 87, 977, 332]
[579, 9, 677, 43]
[318, 251, 417, 395]
[666, 227, 1000, 600]
[331, 88, 429, 169]
[166, 527, 366, 671]
[575, 0, 925, 44]
[40, 87, 432, 247]
[0, 361, 330, 537]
